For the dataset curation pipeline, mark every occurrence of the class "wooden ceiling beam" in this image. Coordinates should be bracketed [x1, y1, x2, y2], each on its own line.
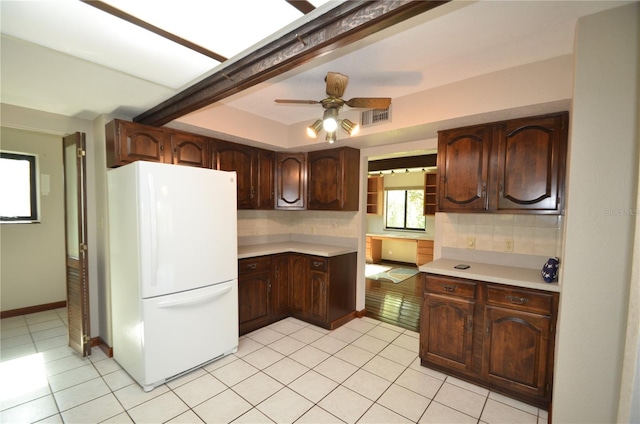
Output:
[368, 155, 437, 172]
[134, 0, 449, 127]
[286, 0, 316, 15]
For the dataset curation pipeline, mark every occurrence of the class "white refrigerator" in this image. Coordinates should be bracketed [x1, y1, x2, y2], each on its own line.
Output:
[108, 161, 238, 392]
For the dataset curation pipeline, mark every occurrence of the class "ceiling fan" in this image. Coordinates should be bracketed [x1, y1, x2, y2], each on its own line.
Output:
[275, 72, 392, 143]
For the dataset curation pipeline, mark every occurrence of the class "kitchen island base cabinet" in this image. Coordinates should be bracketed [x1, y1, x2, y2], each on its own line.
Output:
[420, 273, 559, 410]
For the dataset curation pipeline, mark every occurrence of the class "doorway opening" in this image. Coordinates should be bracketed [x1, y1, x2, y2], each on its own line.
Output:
[364, 153, 436, 332]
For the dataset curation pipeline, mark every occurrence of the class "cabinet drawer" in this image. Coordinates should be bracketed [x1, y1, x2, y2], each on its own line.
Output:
[238, 257, 271, 275]
[485, 285, 553, 315]
[309, 257, 328, 272]
[425, 276, 477, 299]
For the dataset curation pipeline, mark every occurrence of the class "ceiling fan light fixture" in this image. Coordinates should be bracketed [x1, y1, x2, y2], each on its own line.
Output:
[306, 120, 323, 138]
[341, 119, 360, 136]
[326, 131, 337, 144]
[322, 108, 339, 133]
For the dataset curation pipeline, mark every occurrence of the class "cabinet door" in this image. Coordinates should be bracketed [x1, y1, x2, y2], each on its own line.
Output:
[171, 132, 210, 168]
[255, 149, 275, 210]
[106, 120, 170, 167]
[308, 147, 360, 211]
[308, 257, 328, 323]
[214, 141, 255, 209]
[483, 305, 551, 400]
[276, 152, 306, 210]
[288, 254, 308, 317]
[272, 255, 291, 317]
[238, 271, 270, 331]
[437, 125, 491, 211]
[420, 293, 475, 372]
[494, 113, 568, 213]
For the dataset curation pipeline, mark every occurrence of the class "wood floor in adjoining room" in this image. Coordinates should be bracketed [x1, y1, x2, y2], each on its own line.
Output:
[365, 262, 422, 332]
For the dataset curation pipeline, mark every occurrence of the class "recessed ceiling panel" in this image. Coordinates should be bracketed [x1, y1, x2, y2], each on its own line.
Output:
[102, 0, 307, 60]
[0, 0, 219, 89]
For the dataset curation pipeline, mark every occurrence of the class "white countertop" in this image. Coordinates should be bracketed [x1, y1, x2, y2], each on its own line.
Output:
[238, 241, 357, 259]
[419, 258, 560, 292]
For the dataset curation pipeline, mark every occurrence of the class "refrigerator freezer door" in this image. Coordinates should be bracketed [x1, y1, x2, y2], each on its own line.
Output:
[136, 162, 238, 298]
[138, 280, 239, 390]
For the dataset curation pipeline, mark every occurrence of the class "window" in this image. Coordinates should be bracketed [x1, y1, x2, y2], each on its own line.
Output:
[0, 151, 39, 222]
[385, 188, 425, 230]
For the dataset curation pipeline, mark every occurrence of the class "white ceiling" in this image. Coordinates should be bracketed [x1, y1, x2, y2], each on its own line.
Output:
[0, 0, 631, 148]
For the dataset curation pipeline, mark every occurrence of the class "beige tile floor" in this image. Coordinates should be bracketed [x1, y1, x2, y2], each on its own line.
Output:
[0, 309, 548, 423]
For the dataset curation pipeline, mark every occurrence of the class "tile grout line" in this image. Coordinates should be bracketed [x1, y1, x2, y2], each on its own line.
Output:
[2, 313, 547, 424]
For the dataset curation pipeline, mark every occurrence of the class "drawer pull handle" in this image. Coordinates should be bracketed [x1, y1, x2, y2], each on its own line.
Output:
[443, 284, 455, 292]
[246, 263, 257, 270]
[506, 295, 527, 305]
[312, 261, 323, 268]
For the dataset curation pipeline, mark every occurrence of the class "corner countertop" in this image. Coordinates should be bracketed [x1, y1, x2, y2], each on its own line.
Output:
[419, 258, 560, 292]
[238, 241, 357, 259]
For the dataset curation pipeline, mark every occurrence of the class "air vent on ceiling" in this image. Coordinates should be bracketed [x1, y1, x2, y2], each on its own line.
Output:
[361, 106, 391, 127]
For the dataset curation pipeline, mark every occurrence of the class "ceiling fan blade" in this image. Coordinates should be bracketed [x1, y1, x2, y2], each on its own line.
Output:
[325, 72, 349, 98]
[274, 99, 320, 104]
[345, 97, 392, 109]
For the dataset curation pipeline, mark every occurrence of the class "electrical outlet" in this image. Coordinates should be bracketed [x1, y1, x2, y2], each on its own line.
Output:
[467, 237, 475, 249]
[505, 238, 514, 252]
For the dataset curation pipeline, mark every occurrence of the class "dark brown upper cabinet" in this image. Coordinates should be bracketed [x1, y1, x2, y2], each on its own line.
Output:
[275, 152, 307, 210]
[212, 141, 274, 210]
[170, 132, 210, 168]
[106, 119, 210, 168]
[105, 120, 359, 212]
[437, 112, 568, 214]
[307, 147, 360, 211]
[106, 119, 171, 167]
[254, 148, 275, 210]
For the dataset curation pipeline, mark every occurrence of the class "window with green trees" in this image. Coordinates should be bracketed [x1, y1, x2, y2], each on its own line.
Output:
[385, 188, 425, 230]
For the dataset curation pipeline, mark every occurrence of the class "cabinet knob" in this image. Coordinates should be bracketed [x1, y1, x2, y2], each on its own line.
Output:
[246, 263, 257, 270]
[443, 284, 455, 292]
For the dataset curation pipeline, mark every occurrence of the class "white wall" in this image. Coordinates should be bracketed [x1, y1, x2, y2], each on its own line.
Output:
[0, 104, 100, 338]
[0, 127, 66, 311]
[553, 4, 639, 422]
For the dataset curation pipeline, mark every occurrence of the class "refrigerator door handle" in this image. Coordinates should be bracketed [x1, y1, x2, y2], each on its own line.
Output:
[156, 285, 232, 308]
[148, 173, 158, 286]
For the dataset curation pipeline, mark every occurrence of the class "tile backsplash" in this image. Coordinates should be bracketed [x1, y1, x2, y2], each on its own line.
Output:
[237, 210, 360, 239]
[439, 213, 564, 258]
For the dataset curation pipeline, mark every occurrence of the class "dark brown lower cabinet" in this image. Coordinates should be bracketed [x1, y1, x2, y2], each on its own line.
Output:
[238, 252, 357, 335]
[288, 254, 308, 317]
[238, 257, 272, 335]
[304, 254, 356, 329]
[420, 273, 559, 410]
